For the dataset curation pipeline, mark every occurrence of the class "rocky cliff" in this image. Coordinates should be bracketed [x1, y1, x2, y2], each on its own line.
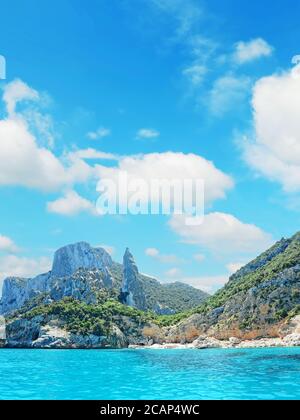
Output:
[3, 232, 299, 350]
[0, 242, 114, 315]
[0, 243, 208, 317]
[51, 242, 113, 278]
[120, 248, 146, 309]
[164, 233, 300, 343]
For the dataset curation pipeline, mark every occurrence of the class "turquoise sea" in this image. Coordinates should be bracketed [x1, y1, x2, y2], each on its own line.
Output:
[0, 347, 300, 400]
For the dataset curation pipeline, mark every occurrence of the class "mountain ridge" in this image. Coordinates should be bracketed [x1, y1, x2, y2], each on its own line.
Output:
[0, 242, 209, 316]
[2, 233, 300, 349]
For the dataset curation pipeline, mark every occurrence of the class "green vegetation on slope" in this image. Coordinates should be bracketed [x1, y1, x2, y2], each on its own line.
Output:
[21, 297, 156, 335]
[10, 234, 300, 334]
[152, 234, 300, 326]
[196, 236, 300, 314]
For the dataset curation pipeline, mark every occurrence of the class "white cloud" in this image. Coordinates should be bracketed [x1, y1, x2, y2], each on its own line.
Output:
[0, 118, 84, 190]
[47, 190, 97, 216]
[226, 262, 244, 274]
[243, 62, 300, 192]
[0, 255, 52, 292]
[87, 127, 111, 140]
[69, 148, 118, 161]
[0, 80, 92, 191]
[3, 79, 39, 116]
[149, 1, 216, 91]
[169, 212, 273, 255]
[209, 75, 251, 115]
[150, 0, 203, 38]
[0, 235, 19, 253]
[136, 129, 160, 140]
[145, 247, 182, 264]
[172, 275, 229, 293]
[97, 152, 234, 208]
[0, 82, 234, 216]
[183, 64, 207, 86]
[22, 108, 55, 148]
[233, 38, 273, 64]
[0, 118, 92, 191]
[292, 55, 300, 65]
[183, 36, 218, 90]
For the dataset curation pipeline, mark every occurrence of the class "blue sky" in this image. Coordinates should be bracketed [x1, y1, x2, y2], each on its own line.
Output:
[1, 0, 300, 293]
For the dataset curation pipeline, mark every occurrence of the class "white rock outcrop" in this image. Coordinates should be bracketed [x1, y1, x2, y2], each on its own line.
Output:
[0, 242, 114, 315]
[51, 242, 112, 277]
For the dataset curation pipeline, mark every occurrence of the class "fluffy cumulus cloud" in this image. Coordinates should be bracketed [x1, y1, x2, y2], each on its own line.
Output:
[97, 152, 234, 208]
[0, 255, 52, 292]
[233, 38, 273, 64]
[0, 81, 235, 217]
[47, 190, 97, 216]
[0, 80, 93, 191]
[0, 118, 88, 190]
[243, 63, 300, 192]
[169, 212, 273, 254]
[0, 234, 19, 253]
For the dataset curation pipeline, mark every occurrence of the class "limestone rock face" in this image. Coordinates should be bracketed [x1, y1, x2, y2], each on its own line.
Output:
[52, 242, 112, 277]
[5, 316, 43, 348]
[47, 269, 107, 305]
[0, 242, 208, 317]
[5, 317, 128, 349]
[0, 273, 51, 315]
[165, 264, 300, 344]
[0, 277, 29, 314]
[0, 243, 114, 315]
[121, 248, 146, 310]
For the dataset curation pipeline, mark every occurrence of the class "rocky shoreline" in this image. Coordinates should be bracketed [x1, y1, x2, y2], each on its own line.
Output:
[2, 238, 300, 351]
[130, 334, 300, 350]
[132, 316, 300, 350]
[2, 314, 300, 350]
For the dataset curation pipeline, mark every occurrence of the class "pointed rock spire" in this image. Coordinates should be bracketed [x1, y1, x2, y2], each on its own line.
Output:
[123, 248, 139, 290]
[120, 248, 146, 309]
